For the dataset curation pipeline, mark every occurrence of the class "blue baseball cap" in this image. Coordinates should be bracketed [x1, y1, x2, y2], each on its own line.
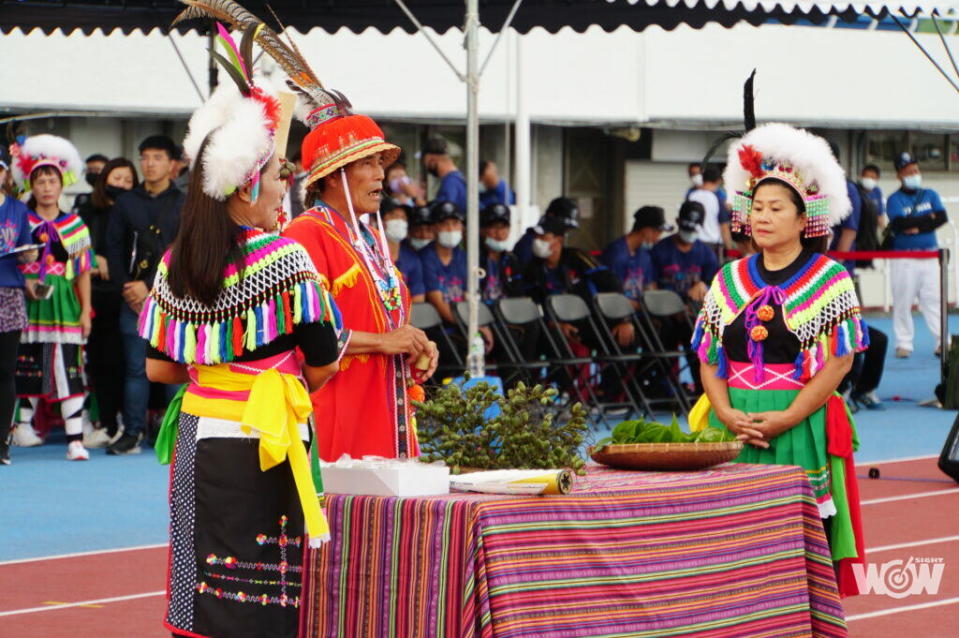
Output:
[894, 152, 917, 171]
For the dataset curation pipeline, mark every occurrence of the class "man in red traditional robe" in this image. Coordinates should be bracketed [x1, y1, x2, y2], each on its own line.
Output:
[284, 102, 438, 461]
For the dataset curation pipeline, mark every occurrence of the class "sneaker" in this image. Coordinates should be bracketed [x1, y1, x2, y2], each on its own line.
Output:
[106, 432, 142, 456]
[83, 427, 113, 449]
[0, 443, 10, 465]
[66, 441, 90, 461]
[11, 424, 43, 447]
[851, 390, 885, 411]
[895, 348, 911, 359]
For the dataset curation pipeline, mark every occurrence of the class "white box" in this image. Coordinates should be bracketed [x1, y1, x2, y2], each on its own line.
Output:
[320, 461, 450, 497]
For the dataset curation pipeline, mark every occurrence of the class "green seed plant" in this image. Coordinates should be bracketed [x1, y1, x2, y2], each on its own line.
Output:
[413, 381, 588, 475]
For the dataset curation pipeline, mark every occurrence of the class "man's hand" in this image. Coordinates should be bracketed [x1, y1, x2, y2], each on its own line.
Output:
[687, 281, 708, 303]
[380, 324, 430, 358]
[80, 308, 92, 339]
[412, 340, 440, 383]
[479, 325, 495, 353]
[611, 321, 634, 347]
[558, 322, 580, 342]
[122, 280, 149, 310]
[95, 254, 110, 280]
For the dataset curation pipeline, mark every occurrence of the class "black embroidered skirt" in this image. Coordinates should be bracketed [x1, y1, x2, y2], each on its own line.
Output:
[166, 412, 306, 638]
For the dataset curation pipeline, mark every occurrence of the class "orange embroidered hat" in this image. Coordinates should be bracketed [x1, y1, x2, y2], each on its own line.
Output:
[300, 99, 400, 187]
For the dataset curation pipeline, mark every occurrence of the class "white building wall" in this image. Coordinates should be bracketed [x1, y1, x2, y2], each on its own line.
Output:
[5, 22, 959, 128]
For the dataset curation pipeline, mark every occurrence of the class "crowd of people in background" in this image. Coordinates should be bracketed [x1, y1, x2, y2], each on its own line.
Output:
[0, 131, 948, 465]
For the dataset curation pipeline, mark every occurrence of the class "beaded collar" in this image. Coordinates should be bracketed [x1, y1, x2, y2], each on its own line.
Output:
[139, 228, 341, 365]
[692, 252, 868, 381]
[26, 211, 93, 281]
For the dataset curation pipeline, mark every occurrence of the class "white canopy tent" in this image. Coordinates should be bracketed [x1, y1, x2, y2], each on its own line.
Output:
[6, 0, 959, 375]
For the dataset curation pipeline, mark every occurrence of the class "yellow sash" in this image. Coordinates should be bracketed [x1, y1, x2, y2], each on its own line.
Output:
[688, 393, 712, 432]
[184, 364, 330, 544]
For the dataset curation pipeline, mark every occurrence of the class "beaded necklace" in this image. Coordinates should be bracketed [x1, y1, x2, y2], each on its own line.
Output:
[313, 199, 404, 329]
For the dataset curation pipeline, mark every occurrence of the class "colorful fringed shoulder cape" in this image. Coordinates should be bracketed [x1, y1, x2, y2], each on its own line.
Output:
[138, 228, 340, 365]
[692, 252, 869, 379]
[19, 211, 95, 344]
[22, 211, 95, 282]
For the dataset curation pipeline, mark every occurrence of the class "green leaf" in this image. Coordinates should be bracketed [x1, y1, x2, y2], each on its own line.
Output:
[594, 436, 613, 450]
[612, 420, 641, 443]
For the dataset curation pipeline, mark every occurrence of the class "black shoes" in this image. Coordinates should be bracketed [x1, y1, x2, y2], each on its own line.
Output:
[106, 432, 142, 455]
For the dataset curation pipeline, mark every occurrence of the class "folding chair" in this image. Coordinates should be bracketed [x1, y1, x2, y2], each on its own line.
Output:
[637, 289, 699, 397]
[493, 296, 580, 394]
[544, 293, 642, 424]
[593, 292, 691, 416]
[410, 302, 463, 379]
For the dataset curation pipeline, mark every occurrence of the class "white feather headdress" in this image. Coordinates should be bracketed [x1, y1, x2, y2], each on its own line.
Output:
[181, 22, 282, 201]
[11, 134, 84, 192]
[724, 123, 851, 238]
[183, 80, 278, 201]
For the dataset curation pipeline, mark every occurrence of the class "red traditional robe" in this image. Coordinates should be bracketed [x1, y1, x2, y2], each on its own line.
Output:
[284, 204, 418, 461]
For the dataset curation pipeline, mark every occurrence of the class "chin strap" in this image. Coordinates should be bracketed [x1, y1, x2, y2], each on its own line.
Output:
[339, 168, 390, 260]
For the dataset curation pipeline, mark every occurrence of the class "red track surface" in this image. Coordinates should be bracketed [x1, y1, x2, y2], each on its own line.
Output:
[2, 457, 957, 637]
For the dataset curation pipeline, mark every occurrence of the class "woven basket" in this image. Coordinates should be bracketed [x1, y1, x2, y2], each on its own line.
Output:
[588, 441, 744, 471]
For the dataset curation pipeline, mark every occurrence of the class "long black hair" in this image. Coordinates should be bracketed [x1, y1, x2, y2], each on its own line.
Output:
[166, 136, 246, 307]
[752, 178, 829, 254]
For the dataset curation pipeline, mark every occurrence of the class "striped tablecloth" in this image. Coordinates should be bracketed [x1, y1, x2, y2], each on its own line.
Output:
[301, 464, 846, 637]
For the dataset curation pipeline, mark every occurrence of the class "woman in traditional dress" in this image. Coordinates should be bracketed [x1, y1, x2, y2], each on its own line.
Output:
[139, 27, 344, 638]
[0, 155, 38, 465]
[10, 135, 95, 460]
[692, 123, 867, 596]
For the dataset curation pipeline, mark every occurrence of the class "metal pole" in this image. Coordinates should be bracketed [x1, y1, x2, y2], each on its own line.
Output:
[940, 248, 950, 386]
[167, 31, 206, 102]
[514, 33, 531, 235]
[465, 0, 484, 377]
[394, 0, 466, 82]
[892, 13, 959, 94]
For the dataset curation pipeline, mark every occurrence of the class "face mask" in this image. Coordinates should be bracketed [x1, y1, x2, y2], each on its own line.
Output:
[409, 237, 431, 250]
[640, 241, 654, 250]
[860, 177, 878, 191]
[678, 230, 698, 244]
[438, 230, 462, 248]
[690, 174, 704, 188]
[85, 172, 100, 187]
[485, 237, 510, 253]
[532, 238, 553, 259]
[105, 184, 129, 200]
[384, 219, 408, 243]
[903, 174, 922, 190]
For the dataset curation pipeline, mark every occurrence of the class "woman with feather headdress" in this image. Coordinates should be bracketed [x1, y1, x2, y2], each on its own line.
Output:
[691, 123, 867, 599]
[9, 134, 95, 461]
[171, 0, 439, 465]
[136, 24, 347, 637]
